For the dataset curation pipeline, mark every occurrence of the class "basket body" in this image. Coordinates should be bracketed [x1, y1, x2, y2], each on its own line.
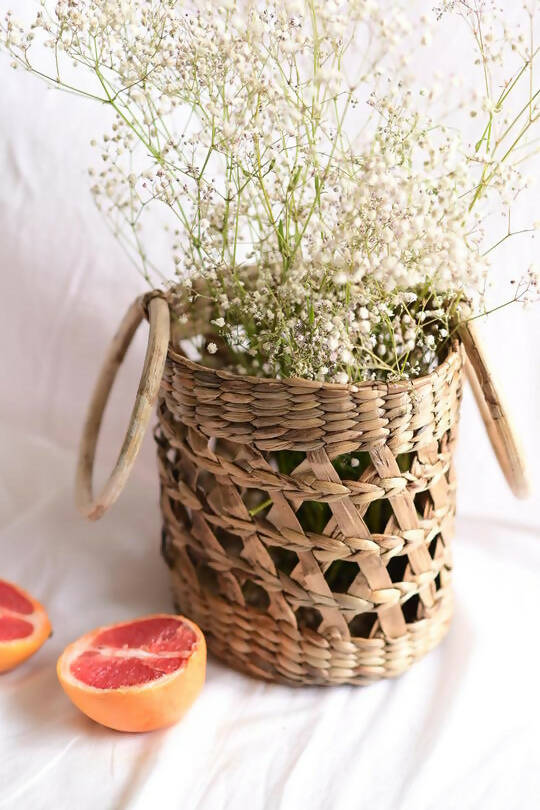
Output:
[156, 341, 463, 685]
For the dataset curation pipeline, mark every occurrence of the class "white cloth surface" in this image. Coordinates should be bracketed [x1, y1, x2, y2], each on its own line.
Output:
[1, 3, 540, 807]
[1, 427, 540, 810]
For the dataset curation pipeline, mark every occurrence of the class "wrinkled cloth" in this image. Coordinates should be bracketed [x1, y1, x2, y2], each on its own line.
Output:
[1, 427, 539, 810]
[1, 11, 540, 807]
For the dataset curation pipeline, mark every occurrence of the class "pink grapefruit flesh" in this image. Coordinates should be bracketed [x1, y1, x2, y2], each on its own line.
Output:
[0, 579, 51, 672]
[57, 614, 206, 732]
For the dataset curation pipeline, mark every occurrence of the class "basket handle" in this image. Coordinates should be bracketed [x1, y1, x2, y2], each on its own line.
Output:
[460, 320, 530, 500]
[75, 293, 528, 519]
[75, 294, 170, 520]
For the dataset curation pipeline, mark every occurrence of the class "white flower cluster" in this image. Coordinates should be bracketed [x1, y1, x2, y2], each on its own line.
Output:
[2, 0, 538, 381]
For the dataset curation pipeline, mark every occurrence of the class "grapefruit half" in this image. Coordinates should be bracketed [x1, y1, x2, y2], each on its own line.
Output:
[0, 579, 52, 673]
[57, 614, 206, 732]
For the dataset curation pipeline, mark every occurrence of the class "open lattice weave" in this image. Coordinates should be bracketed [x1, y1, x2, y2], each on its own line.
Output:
[156, 334, 463, 685]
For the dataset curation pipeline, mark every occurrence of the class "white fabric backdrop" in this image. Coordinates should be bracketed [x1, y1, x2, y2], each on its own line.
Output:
[1, 5, 539, 809]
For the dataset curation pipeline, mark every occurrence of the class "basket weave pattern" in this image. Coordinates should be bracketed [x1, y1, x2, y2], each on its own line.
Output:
[156, 343, 463, 685]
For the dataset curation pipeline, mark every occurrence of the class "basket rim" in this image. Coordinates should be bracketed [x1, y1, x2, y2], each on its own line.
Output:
[166, 333, 462, 394]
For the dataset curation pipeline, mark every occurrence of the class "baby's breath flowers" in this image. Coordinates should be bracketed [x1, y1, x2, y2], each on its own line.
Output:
[2, 0, 538, 382]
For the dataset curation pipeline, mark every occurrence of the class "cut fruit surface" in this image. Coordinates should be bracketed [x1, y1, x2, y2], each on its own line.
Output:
[0, 579, 51, 672]
[57, 614, 206, 732]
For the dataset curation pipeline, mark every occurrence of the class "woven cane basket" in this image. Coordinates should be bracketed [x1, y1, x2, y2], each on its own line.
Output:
[76, 291, 529, 686]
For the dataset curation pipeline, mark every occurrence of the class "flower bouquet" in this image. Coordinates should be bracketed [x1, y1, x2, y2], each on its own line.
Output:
[3, 0, 536, 684]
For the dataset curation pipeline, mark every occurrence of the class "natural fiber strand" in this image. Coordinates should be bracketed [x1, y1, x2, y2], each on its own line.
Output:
[155, 296, 463, 685]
